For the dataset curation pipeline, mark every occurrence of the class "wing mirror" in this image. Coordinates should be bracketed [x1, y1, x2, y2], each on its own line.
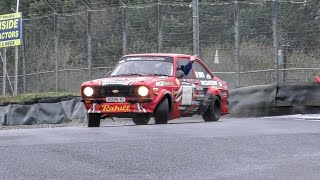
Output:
[176, 70, 185, 79]
[107, 71, 112, 77]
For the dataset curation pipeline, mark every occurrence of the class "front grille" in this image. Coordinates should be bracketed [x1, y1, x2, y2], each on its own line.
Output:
[98, 85, 134, 97]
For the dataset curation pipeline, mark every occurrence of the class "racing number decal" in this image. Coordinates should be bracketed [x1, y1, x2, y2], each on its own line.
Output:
[181, 86, 193, 105]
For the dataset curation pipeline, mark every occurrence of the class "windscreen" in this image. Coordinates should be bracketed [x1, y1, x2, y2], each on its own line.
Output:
[111, 56, 174, 77]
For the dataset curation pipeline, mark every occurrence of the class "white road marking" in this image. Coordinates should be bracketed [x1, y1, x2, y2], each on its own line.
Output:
[263, 114, 320, 121]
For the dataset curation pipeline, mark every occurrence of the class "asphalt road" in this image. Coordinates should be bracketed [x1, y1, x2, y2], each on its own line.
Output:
[1, 115, 320, 180]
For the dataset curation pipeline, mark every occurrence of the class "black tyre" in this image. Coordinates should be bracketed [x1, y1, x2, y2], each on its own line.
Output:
[202, 96, 221, 122]
[132, 116, 150, 125]
[154, 98, 169, 124]
[88, 113, 101, 127]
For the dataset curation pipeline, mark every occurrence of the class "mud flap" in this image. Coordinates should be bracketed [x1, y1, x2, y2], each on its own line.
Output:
[87, 103, 101, 113]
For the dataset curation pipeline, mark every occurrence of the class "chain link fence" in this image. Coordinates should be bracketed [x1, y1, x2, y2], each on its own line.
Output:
[0, 0, 319, 95]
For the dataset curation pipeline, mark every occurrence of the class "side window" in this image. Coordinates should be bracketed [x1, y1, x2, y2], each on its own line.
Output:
[193, 62, 212, 80]
[176, 59, 195, 79]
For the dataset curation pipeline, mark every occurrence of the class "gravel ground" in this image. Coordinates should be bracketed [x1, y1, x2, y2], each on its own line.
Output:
[0, 115, 209, 130]
[1, 116, 320, 179]
[3, 114, 319, 130]
[0, 118, 134, 130]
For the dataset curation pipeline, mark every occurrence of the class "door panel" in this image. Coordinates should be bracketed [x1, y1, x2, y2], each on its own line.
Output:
[176, 59, 200, 116]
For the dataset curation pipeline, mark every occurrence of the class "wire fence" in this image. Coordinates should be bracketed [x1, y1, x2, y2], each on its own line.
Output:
[0, 0, 319, 95]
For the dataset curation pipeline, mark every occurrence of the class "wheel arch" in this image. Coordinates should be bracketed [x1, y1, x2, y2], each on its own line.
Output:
[154, 90, 173, 112]
[155, 94, 172, 112]
[207, 87, 222, 100]
[163, 94, 173, 112]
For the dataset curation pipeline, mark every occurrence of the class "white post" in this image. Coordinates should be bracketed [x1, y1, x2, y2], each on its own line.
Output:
[2, 49, 6, 96]
[14, 0, 20, 96]
[16, 0, 20, 12]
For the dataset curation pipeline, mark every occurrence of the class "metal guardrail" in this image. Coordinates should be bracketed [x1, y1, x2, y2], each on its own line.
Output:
[0, 67, 114, 78]
[214, 68, 320, 87]
[0, 67, 318, 93]
[0, 67, 317, 79]
[214, 68, 320, 74]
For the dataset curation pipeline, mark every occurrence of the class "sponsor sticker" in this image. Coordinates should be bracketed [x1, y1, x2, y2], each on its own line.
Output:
[178, 106, 186, 110]
[197, 86, 204, 90]
[126, 57, 165, 61]
[192, 101, 200, 105]
[175, 78, 180, 85]
[101, 104, 131, 112]
[156, 81, 173, 86]
[181, 86, 193, 105]
[181, 81, 191, 85]
[196, 72, 205, 78]
[173, 90, 180, 95]
[200, 80, 221, 86]
[101, 81, 126, 85]
[159, 76, 168, 79]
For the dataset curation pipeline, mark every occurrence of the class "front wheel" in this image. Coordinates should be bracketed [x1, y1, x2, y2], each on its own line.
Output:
[132, 116, 150, 125]
[154, 98, 169, 124]
[202, 96, 221, 122]
[88, 113, 101, 127]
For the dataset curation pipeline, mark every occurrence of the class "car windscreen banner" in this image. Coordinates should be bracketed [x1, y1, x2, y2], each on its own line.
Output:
[0, 12, 22, 48]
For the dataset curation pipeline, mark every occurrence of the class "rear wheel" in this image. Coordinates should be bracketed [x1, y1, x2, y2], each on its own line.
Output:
[154, 98, 169, 124]
[202, 96, 221, 122]
[132, 116, 150, 125]
[88, 113, 101, 127]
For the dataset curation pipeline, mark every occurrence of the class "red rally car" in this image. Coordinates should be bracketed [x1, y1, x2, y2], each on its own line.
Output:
[81, 53, 229, 127]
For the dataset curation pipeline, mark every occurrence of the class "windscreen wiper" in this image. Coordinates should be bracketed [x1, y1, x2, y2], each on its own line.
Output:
[112, 73, 143, 77]
[146, 73, 169, 76]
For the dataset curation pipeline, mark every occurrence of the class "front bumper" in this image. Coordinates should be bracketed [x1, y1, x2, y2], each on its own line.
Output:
[82, 98, 154, 114]
[81, 98, 152, 104]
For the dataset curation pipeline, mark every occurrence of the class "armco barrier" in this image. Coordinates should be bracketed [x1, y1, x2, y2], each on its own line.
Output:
[229, 83, 320, 117]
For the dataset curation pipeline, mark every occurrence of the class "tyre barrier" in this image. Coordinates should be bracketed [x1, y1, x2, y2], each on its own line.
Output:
[1, 83, 320, 125]
[229, 82, 320, 117]
[0, 97, 86, 126]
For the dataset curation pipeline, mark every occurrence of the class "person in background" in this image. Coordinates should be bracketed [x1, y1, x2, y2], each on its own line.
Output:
[315, 75, 320, 83]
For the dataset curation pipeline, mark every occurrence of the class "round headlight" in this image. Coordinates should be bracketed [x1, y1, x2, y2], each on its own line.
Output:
[83, 87, 94, 97]
[138, 86, 149, 97]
